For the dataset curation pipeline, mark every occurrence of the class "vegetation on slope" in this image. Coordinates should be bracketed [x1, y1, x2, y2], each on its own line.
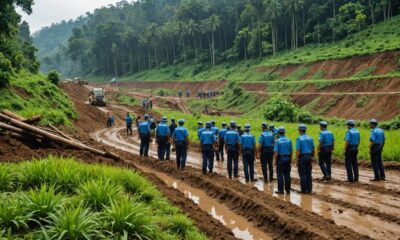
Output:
[0, 156, 206, 239]
[0, 71, 77, 127]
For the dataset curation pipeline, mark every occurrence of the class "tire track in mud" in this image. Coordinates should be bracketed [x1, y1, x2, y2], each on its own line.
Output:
[96, 128, 376, 239]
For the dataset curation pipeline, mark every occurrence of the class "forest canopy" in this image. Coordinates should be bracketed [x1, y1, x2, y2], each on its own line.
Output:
[34, 0, 399, 78]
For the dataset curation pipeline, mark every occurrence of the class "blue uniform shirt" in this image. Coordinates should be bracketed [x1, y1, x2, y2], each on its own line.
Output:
[200, 130, 217, 145]
[319, 130, 334, 147]
[345, 128, 360, 146]
[370, 128, 385, 145]
[296, 134, 315, 154]
[240, 133, 256, 149]
[225, 130, 239, 145]
[258, 130, 274, 147]
[197, 127, 205, 140]
[219, 128, 227, 139]
[126, 116, 133, 124]
[138, 121, 150, 134]
[173, 126, 189, 141]
[211, 126, 219, 136]
[156, 123, 170, 137]
[274, 137, 292, 155]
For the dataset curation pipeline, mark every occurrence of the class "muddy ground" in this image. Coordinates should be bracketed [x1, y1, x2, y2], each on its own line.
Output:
[2, 82, 400, 240]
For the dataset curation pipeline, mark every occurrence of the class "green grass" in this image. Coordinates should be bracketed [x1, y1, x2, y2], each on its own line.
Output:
[283, 66, 311, 81]
[97, 15, 400, 83]
[353, 66, 377, 78]
[161, 109, 400, 162]
[114, 93, 138, 107]
[0, 71, 77, 127]
[0, 156, 206, 239]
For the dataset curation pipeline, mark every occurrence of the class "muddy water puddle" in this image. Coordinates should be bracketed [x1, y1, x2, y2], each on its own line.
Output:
[139, 165, 272, 240]
[94, 127, 400, 240]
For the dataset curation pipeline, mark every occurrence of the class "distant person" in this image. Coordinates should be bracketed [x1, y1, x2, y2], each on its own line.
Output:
[258, 122, 275, 183]
[136, 116, 141, 127]
[237, 125, 244, 136]
[318, 121, 335, 181]
[166, 118, 177, 160]
[218, 122, 228, 161]
[186, 90, 190, 97]
[240, 124, 256, 182]
[107, 112, 114, 128]
[269, 125, 278, 139]
[156, 117, 170, 161]
[172, 119, 189, 170]
[200, 122, 217, 175]
[138, 114, 151, 157]
[296, 124, 315, 194]
[126, 112, 133, 135]
[178, 90, 183, 98]
[274, 127, 293, 195]
[142, 98, 147, 108]
[225, 121, 240, 179]
[149, 99, 153, 109]
[369, 119, 386, 181]
[344, 120, 360, 183]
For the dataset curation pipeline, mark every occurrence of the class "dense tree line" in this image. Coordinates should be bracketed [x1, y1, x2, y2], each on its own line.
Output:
[41, 0, 399, 78]
[0, 0, 39, 87]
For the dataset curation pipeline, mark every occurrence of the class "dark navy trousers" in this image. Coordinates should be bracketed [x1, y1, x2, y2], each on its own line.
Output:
[371, 145, 385, 180]
[157, 136, 168, 160]
[227, 145, 239, 178]
[298, 154, 312, 193]
[175, 142, 187, 169]
[202, 145, 214, 174]
[242, 148, 255, 181]
[345, 147, 359, 182]
[139, 133, 150, 156]
[260, 147, 274, 181]
[219, 139, 225, 161]
[319, 147, 332, 178]
[277, 156, 291, 193]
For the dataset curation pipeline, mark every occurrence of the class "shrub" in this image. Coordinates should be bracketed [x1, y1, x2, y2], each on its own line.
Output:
[264, 95, 298, 122]
[168, 214, 195, 236]
[104, 198, 156, 239]
[0, 53, 13, 88]
[0, 165, 17, 191]
[23, 185, 64, 220]
[0, 194, 31, 231]
[47, 70, 60, 85]
[356, 96, 370, 108]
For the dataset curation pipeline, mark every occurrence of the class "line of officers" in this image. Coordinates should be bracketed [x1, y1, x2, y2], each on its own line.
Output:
[137, 115, 386, 195]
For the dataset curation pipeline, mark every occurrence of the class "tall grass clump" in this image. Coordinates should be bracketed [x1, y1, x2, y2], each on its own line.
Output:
[0, 164, 17, 191]
[23, 185, 64, 220]
[104, 198, 156, 239]
[0, 194, 32, 232]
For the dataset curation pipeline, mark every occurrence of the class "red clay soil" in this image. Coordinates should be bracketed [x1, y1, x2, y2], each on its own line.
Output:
[255, 51, 400, 80]
[94, 80, 228, 93]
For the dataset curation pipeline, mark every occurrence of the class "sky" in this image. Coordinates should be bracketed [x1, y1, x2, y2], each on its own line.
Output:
[20, 0, 122, 33]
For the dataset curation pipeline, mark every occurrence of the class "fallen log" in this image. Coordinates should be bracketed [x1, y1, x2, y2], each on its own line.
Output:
[1, 110, 41, 124]
[0, 122, 42, 139]
[24, 115, 41, 124]
[48, 124, 76, 142]
[0, 113, 120, 160]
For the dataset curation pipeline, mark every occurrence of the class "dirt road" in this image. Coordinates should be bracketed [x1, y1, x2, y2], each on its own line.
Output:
[63, 83, 400, 240]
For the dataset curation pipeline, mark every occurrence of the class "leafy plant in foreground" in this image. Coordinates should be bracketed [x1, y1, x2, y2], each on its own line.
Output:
[104, 198, 156, 240]
[0, 165, 17, 191]
[0, 194, 32, 232]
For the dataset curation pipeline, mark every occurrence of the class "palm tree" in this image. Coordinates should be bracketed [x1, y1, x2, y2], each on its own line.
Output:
[264, 0, 281, 55]
[206, 14, 221, 66]
[187, 19, 199, 64]
[285, 0, 304, 51]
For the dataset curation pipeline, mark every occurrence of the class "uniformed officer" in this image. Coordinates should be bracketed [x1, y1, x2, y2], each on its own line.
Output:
[200, 122, 217, 175]
[211, 120, 220, 161]
[172, 119, 189, 170]
[156, 117, 170, 160]
[240, 124, 256, 182]
[225, 121, 240, 179]
[344, 120, 360, 183]
[274, 127, 293, 194]
[369, 119, 386, 181]
[218, 122, 228, 161]
[269, 125, 278, 138]
[197, 121, 205, 140]
[237, 125, 244, 136]
[166, 118, 177, 160]
[138, 114, 151, 157]
[296, 124, 315, 194]
[318, 121, 335, 181]
[258, 122, 275, 183]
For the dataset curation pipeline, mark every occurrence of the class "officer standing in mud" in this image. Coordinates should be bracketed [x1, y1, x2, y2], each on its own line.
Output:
[225, 121, 240, 179]
[274, 127, 293, 194]
[318, 121, 335, 181]
[258, 122, 275, 183]
[218, 122, 228, 161]
[369, 119, 386, 181]
[296, 124, 315, 194]
[138, 114, 151, 157]
[197, 121, 205, 140]
[344, 120, 360, 183]
[200, 122, 217, 175]
[211, 121, 220, 161]
[172, 119, 189, 170]
[156, 117, 170, 161]
[126, 112, 133, 135]
[240, 124, 256, 182]
[166, 118, 177, 160]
